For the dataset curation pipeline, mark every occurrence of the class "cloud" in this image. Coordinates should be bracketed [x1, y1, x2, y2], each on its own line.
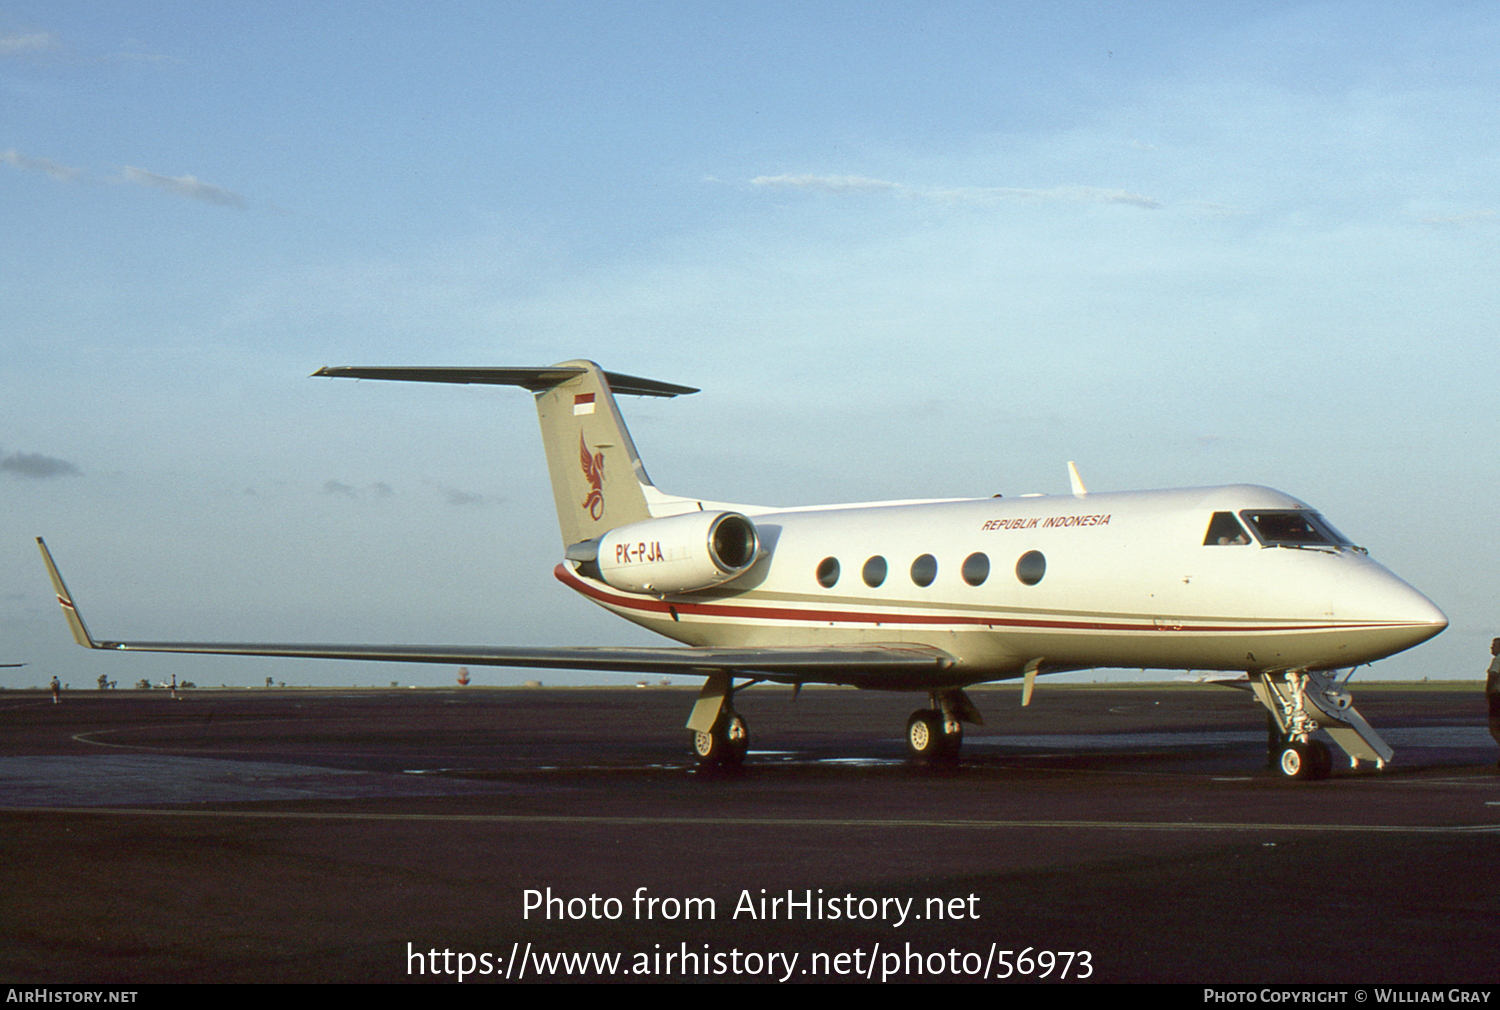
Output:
[1, 149, 83, 181]
[749, 173, 1158, 209]
[115, 38, 174, 64]
[1, 450, 81, 478]
[120, 166, 246, 208]
[6, 151, 251, 211]
[1185, 200, 1240, 217]
[751, 174, 901, 193]
[324, 480, 399, 498]
[0, 32, 55, 55]
[1420, 210, 1495, 228]
[417, 479, 492, 506]
[926, 185, 1160, 209]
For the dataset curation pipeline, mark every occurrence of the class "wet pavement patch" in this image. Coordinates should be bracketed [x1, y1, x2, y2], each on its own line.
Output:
[0, 754, 504, 806]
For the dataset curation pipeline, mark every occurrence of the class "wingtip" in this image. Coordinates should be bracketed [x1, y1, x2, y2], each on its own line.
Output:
[35, 538, 97, 649]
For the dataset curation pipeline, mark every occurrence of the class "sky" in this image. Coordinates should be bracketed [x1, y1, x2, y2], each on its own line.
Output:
[3, 1, 1497, 691]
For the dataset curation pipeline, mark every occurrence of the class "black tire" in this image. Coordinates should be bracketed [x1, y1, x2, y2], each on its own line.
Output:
[693, 710, 749, 766]
[907, 709, 942, 759]
[1278, 741, 1313, 780]
[1307, 739, 1333, 780]
[937, 719, 963, 760]
[907, 709, 960, 762]
[723, 712, 749, 765]
[1277, 742, 1304, 779]
[693, 726, 720, 764]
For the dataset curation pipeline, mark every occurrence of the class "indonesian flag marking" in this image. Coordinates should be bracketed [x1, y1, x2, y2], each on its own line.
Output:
[573, 393, 596, 415]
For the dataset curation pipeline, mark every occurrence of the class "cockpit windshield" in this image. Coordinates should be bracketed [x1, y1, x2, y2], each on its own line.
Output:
[1238, 510, 1354, 549]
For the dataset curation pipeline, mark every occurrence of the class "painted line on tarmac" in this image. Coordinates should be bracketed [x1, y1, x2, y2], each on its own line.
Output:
[3, 806, 1499, 834]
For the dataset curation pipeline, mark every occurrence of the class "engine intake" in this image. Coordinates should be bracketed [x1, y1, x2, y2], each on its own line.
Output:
[596, 511, 760, 595]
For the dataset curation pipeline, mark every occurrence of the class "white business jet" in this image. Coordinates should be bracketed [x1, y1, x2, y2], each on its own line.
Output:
[38, 360, 1447, 779]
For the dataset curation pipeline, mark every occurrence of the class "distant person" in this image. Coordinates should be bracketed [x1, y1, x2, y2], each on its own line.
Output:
[50, 675, 60, 705]
[1488, 639, 1500, 765]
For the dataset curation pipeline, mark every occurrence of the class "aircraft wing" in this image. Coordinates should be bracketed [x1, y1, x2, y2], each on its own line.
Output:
[37, 539, 957, 688]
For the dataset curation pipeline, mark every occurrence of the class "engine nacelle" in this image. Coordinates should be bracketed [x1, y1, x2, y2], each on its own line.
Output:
[596, 511, 760, 595]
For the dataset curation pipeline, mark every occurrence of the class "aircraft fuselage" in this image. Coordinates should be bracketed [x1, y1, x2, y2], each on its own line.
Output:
[561, 483, 1445, 687]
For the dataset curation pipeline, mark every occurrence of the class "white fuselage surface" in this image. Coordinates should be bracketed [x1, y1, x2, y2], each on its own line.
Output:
[561, 483, 1445, 687]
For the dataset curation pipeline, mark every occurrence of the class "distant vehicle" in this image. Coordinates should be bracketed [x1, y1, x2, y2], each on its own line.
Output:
[38, 359, 1446, 778]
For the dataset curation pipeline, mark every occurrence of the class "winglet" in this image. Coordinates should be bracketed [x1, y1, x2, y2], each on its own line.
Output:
[1067, 461, 1087, 496]
[35, 538, 99, 649]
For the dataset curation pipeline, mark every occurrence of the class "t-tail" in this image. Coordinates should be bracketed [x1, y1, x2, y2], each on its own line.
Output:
[311, 360, 697, 547]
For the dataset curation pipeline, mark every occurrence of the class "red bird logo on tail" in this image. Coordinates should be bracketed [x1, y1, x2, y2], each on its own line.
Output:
[579, 434, 605, 520]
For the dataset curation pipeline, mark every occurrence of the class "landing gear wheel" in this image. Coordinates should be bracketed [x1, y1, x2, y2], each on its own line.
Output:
[907, 709, 960, 762]
[941, 720, 963, 759]
[907, 709, 940, 759]
[1276, 739, 1333, 781]
[1277, 740, 1331, 780]
[1307, 739, 1333, 780]
[693, 711, 749, 766]
[723, 711, 749, 765]
[1278, 741, 1306, 779]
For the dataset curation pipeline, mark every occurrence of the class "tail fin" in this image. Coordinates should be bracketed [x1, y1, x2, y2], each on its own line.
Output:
[533, 360, 663, 546]
[313, 360, 697, 548]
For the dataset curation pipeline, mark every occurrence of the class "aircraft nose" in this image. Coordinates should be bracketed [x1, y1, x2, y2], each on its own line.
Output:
[1343, 565, 1447, 653]
[1395, 592, 1448, 649]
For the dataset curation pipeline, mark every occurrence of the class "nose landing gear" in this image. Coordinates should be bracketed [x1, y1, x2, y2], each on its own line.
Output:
[1276, 737, 1334, 780]
[1251, 669, 1391, 780]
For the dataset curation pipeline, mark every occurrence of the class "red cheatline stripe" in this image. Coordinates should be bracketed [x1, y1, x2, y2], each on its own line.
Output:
[553, 565, 1404, 635]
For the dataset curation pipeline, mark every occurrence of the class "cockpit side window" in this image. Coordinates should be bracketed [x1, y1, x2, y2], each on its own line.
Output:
[1238, 510, 1351, 548]
[1203, 512, 1251, 546]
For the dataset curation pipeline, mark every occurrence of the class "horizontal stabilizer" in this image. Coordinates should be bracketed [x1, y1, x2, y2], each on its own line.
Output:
[312, 366, 698, 398]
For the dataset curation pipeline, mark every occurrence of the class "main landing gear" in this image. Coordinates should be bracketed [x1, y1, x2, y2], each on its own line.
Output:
[688, 673, 751, 768]
[906, 690, 979, 762]
[687, 676, 985, 768]
[693, 708, 748, 767]
[906, 709, 961, 761]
